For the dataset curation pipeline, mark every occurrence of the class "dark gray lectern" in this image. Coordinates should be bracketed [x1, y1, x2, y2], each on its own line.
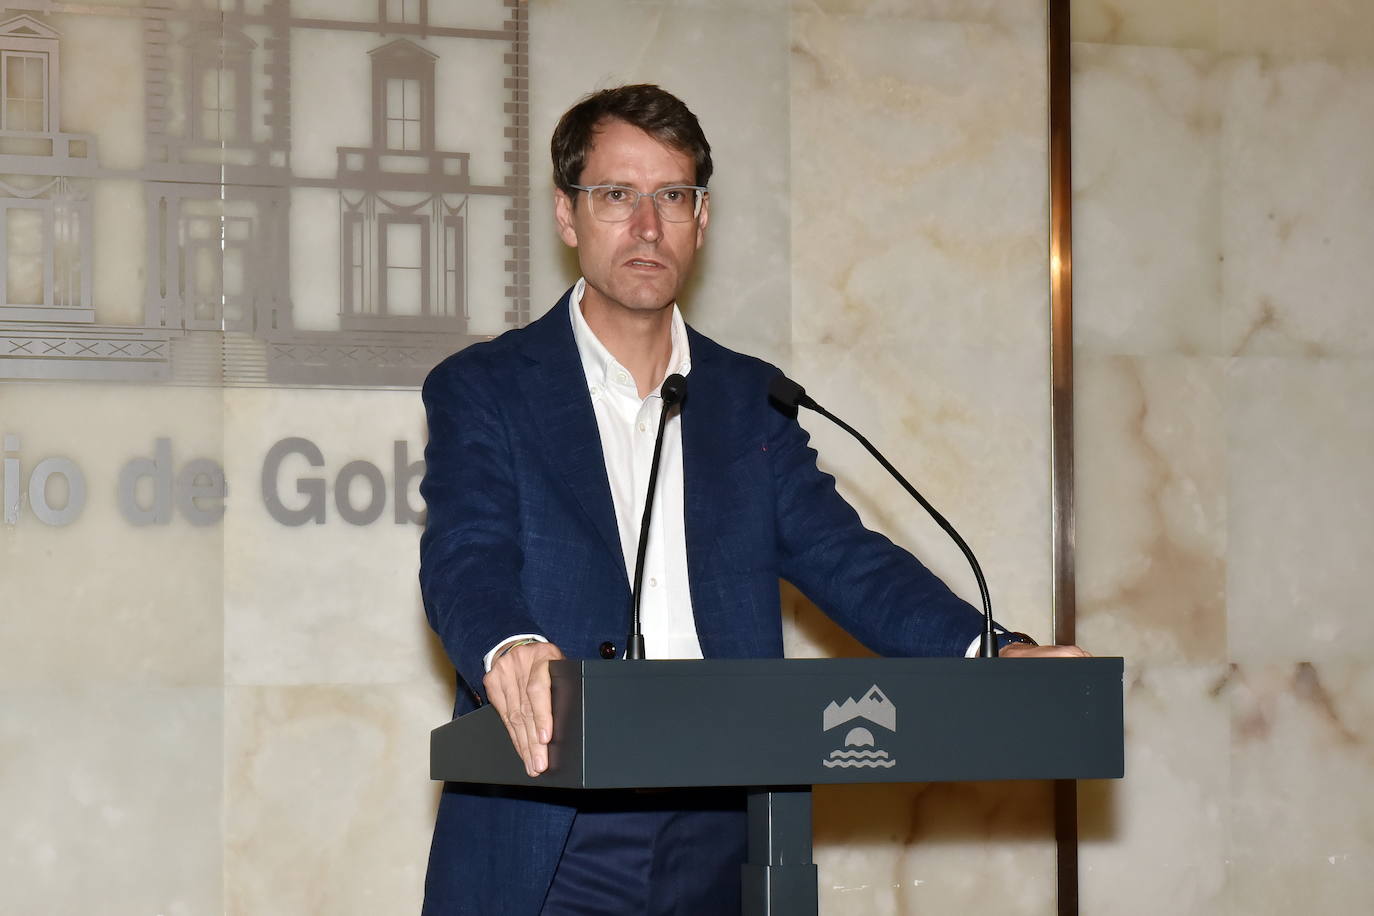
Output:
[431, 657, 1124, 915]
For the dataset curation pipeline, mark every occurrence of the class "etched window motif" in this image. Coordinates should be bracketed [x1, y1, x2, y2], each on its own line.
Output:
[384, 0, 422, 24]
[183, 25, 254, 148]
[443, 216, 464, 318]
[342, 212, 367, 314]
[0, 2, 526, 383]
[185, 212, 221, 323]
[221, 215, 251, 327]
[53, 197, 85, 309]
[381, 218, 426, 316]
[200, 66, 237, 143]
[5, 205, 47, 305]
[1, 51, 47, 132]
[181, 208, 252, 330]
[385, 78, 421, 151]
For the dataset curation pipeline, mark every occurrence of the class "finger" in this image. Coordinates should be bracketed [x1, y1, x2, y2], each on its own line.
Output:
[502, 655, 541, 776]
[486, 670, 533, 771]
[498, 656, 543, 777]
[523, 671, 552, 775]
[529, 659, 555, 745]
[515, 681, 540, 776]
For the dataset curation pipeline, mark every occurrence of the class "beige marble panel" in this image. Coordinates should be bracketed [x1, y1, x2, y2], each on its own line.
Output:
[1226, 357, 1374, 665]
[1079, 664, 1231, 915]
[785, 11, 1056, 909]
[528, 0, 793, 365]
[788, 340, 1052, 647]
[0, 686, 222, 915]
[791, 12, 1048, 362]
[90, 179, 148, 326]
[794, 0, 1042, 27]
[0, 385, 224, 687]
[1070, 0, 1218, 50]
[287, 187, 342, 331]
[32, 0, 175, 9]
[50, 12, 146, 171]
[222, 387, 444, 686]
[1218, 0, 1374, 60]
[1219, 56, 1374, 358]
[225, 681, 453, 915]
[787, 3, 1052, 659]
[629, 0, 789, 11]
[1226, 661, 1374, 913]
[425, 0, 514, 39]
[815, 780, 1055, 914]
[292, 0, 378, 19]
[288, 27, 374, 179]
[1072, 42, 1223, 356]
[1075, 356, 1227, 664]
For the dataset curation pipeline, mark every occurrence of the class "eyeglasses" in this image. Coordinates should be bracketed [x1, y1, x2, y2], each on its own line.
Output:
[571, 184, 708, 223]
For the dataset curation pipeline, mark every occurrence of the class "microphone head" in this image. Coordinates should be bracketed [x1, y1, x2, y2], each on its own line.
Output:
[661, 373, 688, 406]
[768, 373, 809, 410]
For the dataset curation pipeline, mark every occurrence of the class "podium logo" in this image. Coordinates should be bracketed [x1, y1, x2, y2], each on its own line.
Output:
[821, 685, 897, 769]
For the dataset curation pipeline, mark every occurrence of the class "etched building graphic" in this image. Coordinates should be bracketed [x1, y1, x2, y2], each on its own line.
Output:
[0, 0, 529, 386]
[0, 15, 95, 324]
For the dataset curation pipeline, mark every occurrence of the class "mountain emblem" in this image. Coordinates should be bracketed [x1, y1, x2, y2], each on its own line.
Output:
[821, 685, 897, 769]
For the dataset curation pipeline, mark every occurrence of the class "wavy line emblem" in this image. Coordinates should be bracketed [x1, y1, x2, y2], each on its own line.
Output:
[823, 758, 898, 768]
[821, 684, 898, 768]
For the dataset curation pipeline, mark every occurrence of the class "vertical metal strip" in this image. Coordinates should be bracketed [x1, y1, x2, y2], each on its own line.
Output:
[1047, 0, 1078, 914]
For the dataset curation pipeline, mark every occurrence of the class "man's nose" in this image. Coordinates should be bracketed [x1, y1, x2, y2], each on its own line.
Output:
[628, 195, 663, 241]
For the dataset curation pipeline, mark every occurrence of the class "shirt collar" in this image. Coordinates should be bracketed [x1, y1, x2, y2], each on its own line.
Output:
[568, 277, 692, 398]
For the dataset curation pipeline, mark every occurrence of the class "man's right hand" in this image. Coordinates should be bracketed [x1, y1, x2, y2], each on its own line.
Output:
[483, 639, 566, 777]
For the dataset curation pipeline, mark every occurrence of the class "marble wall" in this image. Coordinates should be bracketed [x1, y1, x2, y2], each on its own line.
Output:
[1071, 0, 1374, 912]
[2, 0, 1059, 912]
[789, 3, 1060, 912]
[1, 1, 1041, 913]
[5, 0, 1368, 913]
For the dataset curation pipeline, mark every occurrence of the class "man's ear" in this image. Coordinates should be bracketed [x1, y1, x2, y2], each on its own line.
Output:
[554, 189, 579, 248]
[694, 193, 710, 250]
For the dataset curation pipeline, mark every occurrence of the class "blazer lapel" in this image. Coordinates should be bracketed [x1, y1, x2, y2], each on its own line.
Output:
[680, 328, 736, 618]
[515, 294, 628, 585]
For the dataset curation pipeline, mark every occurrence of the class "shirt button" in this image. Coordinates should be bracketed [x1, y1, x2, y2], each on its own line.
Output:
[649, 577, 658, 587]
[638, 422, 646, 432]
[589, 385, 599, 396]
[617, 371, 629, 384]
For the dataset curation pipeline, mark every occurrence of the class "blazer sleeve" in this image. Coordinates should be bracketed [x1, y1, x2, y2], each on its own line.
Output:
[762, 383, 988, 658]
[419, 355, 544, 697]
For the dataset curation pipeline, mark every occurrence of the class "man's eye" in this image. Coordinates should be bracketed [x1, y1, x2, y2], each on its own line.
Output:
[660, 189, 686, 204]
[602, 187, 632, 203]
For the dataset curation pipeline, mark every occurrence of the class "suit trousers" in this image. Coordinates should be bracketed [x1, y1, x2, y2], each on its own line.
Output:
[540, 789, 748, 916]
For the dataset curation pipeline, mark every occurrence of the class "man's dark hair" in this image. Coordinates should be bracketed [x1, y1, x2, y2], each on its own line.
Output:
[551, 84, 713, 199]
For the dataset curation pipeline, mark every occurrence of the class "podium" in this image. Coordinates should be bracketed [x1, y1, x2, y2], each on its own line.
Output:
[431, 657, 1124, 915]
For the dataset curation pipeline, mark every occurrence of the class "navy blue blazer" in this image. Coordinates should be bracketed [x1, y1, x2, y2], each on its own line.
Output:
[418, 289, 988, 913]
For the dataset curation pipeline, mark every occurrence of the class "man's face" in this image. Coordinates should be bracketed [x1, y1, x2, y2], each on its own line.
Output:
[554, 118, 708, 319]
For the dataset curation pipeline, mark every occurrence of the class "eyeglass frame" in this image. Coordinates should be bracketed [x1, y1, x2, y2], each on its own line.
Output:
[569, 184, 709, 223]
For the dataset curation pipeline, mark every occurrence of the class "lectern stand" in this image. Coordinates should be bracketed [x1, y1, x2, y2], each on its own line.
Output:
[431, 657, 1124, 915]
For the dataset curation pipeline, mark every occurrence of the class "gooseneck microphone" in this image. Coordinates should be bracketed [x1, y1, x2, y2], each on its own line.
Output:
[767, 374, 1001, 658]
[625, 373, 688, 660]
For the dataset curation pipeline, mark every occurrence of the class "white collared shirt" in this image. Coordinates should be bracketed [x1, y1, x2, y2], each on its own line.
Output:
[484, 279, 702, 668]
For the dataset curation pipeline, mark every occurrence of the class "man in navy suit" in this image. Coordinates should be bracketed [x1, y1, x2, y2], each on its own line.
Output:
[419, 84, 1086, 915]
